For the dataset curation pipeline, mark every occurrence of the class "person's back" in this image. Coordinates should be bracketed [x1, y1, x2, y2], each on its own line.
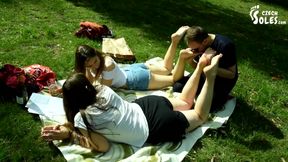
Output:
[208, 34, 238, 110]
[74, 85, 149, 147]
[211, 34, 237, 73]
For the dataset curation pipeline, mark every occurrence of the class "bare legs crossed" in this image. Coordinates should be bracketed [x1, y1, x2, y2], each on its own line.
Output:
[168, 54, 223, 132]
[145, 26, 190, 90]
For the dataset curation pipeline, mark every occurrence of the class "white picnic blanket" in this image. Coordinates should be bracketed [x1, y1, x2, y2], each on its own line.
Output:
[26, 58, 236, 162]
[27, 87, 236, 162]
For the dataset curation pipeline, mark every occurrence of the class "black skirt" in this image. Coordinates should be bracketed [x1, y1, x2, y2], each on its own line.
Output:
[134, 95, 189, 144]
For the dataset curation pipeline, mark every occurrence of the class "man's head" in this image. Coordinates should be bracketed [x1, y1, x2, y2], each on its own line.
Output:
[184, 26, 210, 54]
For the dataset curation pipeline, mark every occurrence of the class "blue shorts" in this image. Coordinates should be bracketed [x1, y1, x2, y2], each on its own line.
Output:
[122, 63, 150, 90]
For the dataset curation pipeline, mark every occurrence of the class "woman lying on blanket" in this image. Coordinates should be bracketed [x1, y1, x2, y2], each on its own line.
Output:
[74, 26, 192, 90]
[41, 53, 222, 152]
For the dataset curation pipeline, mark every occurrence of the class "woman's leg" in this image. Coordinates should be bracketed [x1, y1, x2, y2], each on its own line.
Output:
[147, 74, 174, 90]
[147, 54, 188, 90]
[177, 54, 222, 132]
[167, 58, 203, 110]
[145, 42, 178, 75]
[167, 52, 211, 110]
[147, 47, 197, 90]
[146, 26, 189, 75]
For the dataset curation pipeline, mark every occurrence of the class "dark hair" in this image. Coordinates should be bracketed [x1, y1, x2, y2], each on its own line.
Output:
[184, 26, 208, 44]
[74, 45, 105, 79]
[62, 73, 97, 124]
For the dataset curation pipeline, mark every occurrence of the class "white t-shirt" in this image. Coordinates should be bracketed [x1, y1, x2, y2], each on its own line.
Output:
[74, 85, 149, 147]
[101, 59, 127, 88]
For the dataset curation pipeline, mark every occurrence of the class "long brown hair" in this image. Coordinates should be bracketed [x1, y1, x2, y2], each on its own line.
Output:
[74, 45, 105, 80]
[62, 73, 97, 124]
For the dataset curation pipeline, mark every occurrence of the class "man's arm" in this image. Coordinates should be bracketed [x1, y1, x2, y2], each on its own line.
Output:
[189, 59, 237, 79]
[217, 64, 237, 79]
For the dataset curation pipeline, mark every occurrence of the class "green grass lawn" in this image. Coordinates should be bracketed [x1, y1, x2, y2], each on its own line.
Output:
[0, 0, 287, 161]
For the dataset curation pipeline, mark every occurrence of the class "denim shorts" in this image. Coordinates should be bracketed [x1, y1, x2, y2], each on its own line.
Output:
[122, 63, 150, 90]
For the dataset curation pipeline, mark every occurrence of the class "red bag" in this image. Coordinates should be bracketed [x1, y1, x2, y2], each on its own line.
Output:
[75, 21, 113, 40]
[23, 64, 57, 91]
[0, 64, 27, 101]
[0, 64, 26, 89]
[0, 64, 56, 102]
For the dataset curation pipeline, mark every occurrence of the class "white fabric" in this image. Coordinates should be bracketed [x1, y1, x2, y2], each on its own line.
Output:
[74, 86, 149, 148]
[101, 59, 127, 88]
[34, 91, 236, 162]
[29, 58, 236, 162]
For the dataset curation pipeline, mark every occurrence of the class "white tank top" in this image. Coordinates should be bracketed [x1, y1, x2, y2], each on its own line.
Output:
[74, 86, 149, 147]
[101, 59, 127, 88]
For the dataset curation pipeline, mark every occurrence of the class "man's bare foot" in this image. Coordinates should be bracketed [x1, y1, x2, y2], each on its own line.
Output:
[171, 26, 189, 43]
[203, 54, 222, 78]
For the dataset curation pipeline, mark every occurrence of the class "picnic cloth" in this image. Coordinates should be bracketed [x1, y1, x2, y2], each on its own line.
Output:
[28, 89, 236, 162]
[26, 58, 236, 162]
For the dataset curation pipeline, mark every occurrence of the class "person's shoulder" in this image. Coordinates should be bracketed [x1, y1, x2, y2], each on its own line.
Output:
[216, 34, 234, 44]
[103, 56, 116, 71]
[96, 84, 114, 95]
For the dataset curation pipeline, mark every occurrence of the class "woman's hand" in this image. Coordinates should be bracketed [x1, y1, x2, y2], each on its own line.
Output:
[41, 125, 71, 141]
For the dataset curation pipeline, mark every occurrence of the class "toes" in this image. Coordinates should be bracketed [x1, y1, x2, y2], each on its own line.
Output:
[211, 54, 223, 65]
[176, 26, 189, 35]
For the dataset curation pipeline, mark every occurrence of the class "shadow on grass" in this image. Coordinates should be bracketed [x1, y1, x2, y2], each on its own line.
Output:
[203, 97, 284, 151]
[231, 97, 284, 139]
[64, 0, 288, 80]
[186, 97, 284, 158]
[260, 0, 288, 9]
[2, 0, 286, 79]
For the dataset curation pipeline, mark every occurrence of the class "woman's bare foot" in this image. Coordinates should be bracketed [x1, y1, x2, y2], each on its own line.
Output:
[198, 53, 211, 69]
[179, 48, 199, 60]
[199, 48, 216, 65]
[171, 26, 189, 43]
[203, 54, 222, 78]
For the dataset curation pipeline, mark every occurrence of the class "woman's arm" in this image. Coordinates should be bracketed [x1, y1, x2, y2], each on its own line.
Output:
[41, 124, 71, 141]
[86, 68, 96, 83]
[78, 128, 110, 153]
[100, 56, 116, 86]
[41, 123, 110, 152]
